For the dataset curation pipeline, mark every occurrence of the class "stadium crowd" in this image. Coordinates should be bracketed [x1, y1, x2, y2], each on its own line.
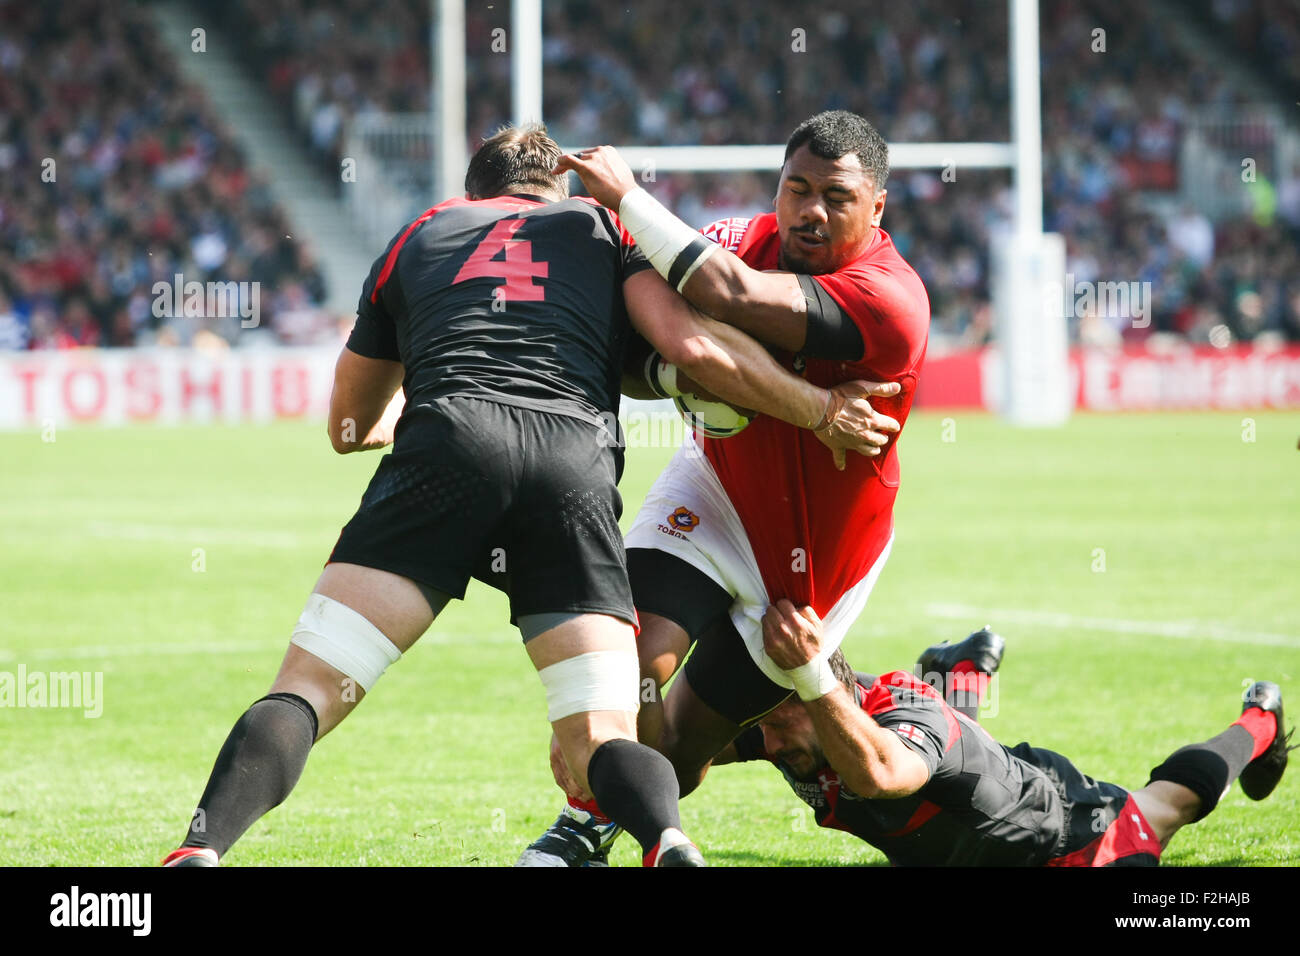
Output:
[1193, 0, 1300, 98]
[0, 0, 332, 351]
[3, 0, 1298, 349]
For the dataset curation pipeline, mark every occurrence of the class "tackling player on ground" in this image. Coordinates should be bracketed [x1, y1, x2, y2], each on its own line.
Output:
[521, 110, 931, 864]
[161, 125, 890, 868]
[723, 603, 1294, 866]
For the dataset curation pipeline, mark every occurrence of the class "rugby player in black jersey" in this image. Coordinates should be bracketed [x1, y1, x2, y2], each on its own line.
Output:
[161, 124, 898, 867]
[713, 602, 1293, 865]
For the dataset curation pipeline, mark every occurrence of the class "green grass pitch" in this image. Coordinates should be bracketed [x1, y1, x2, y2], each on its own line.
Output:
[0, 410, 1296, 866]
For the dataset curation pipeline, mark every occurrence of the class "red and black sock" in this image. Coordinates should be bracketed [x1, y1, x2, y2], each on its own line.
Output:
[567, 793, 611, 823]
[180, 693, 318, 857]
[1146, 711, 1276, 822]
[1233, 707, 1278, 761]
[945, 660, 990, 721]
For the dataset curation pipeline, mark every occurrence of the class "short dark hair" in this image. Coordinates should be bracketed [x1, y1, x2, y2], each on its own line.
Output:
[784, 110, 889, 194]
[464, 123, 568, 200]
[827, 647, 857, 691]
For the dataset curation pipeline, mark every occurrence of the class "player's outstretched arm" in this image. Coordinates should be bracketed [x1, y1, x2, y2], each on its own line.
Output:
[558, 146, 832, 353]
[327, 347, 405, 453]
[624, 270, 898, 462]
[762, 601, 930, 799]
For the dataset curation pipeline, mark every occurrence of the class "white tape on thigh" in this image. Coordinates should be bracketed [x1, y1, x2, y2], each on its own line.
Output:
[290, 594, 401, 693]
[537, 651, 641, 722]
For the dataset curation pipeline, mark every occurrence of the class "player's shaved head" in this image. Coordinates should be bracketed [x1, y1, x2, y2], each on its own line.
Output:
[465, 123, 569, 201]
[784, 110, 889, 196]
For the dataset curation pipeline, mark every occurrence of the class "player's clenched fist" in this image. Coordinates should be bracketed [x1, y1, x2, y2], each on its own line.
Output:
[762, 599, 825, 671]
[813, 380, 901, 471]
[552, 145, 637, 210]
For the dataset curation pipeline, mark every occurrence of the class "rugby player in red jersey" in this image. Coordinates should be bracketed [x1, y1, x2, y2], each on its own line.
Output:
[718, 604, 1293, 866]
[520, 111, 933, 865]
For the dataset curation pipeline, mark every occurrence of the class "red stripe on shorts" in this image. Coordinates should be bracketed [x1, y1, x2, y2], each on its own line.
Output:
[1045, 794, 1162, 867]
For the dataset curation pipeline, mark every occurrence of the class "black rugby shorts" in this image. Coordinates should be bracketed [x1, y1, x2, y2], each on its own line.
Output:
[330, 396, 635, 634]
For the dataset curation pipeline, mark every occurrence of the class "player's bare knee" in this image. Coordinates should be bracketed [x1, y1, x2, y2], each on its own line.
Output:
[268, 648, 353, 737]
[1133, 782, 1200, 847]
[638, 658, 674, 709]
[1156, 781, 1204, 828]
[552, 709, 637, 793]
[635, 613, 690, 695]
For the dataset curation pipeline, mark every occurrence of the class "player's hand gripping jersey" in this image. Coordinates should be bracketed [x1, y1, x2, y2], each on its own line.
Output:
[625, 214, 929, 688]
[732, 670, 1162, 867]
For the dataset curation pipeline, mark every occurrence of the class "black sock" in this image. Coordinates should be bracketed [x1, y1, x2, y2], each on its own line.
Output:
[585, 738, 681, 855]
[181, 693, 318, 856]
[1146, 725, 1255, 822]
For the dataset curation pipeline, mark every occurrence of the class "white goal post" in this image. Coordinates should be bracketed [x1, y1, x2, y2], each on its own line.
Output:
[424, 0, 1068, 424]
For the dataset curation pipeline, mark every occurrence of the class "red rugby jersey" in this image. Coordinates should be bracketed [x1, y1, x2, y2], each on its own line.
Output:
[696, 213, 930, 615]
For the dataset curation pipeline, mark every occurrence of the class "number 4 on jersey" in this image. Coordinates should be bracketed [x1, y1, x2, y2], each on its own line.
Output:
[453, 219, 548, 302]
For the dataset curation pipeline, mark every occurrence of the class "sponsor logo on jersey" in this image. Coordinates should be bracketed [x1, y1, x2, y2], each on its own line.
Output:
[789, 779, 827, 808]
[699, 217, 751, 252]
[667, 506, 700, 532]
[656, 524, 690, 540]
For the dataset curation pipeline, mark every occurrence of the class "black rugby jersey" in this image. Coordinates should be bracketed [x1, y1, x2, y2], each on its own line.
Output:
[734, 670, 1128, 865]
[347, 194, 652, 427]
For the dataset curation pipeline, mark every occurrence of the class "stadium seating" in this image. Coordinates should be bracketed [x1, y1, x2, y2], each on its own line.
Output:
[3, 0, 1297, 349]
[0, 0, 331, 349]
[1191, 0, 1300, 98]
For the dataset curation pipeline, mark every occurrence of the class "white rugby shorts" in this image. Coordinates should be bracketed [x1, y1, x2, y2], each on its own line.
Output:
[624, 434, 892, 688]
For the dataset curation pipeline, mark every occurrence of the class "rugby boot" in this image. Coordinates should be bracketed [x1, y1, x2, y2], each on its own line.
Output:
[915, 626, 1005, 718]
[644, 829, 706, 867]
[161, 847, 218, 867]
[1239, 681, 1296, 801]
[515, 799, 622, 867]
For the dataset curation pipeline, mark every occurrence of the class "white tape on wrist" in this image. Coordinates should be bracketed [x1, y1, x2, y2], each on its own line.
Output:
[786, 654, 840, 701]
[619, 187, 719, 291]
[643, 351, 682, 399]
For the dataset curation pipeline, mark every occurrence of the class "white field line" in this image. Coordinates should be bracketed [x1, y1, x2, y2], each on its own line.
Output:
[0, 630, 517, 663]
[85, 520, 308, 549]
[0, 639, 280, 663]
[924, 602, 1300, 649]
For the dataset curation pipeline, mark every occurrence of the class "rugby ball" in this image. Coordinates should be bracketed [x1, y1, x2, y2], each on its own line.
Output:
[674, 393, 754, 438]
